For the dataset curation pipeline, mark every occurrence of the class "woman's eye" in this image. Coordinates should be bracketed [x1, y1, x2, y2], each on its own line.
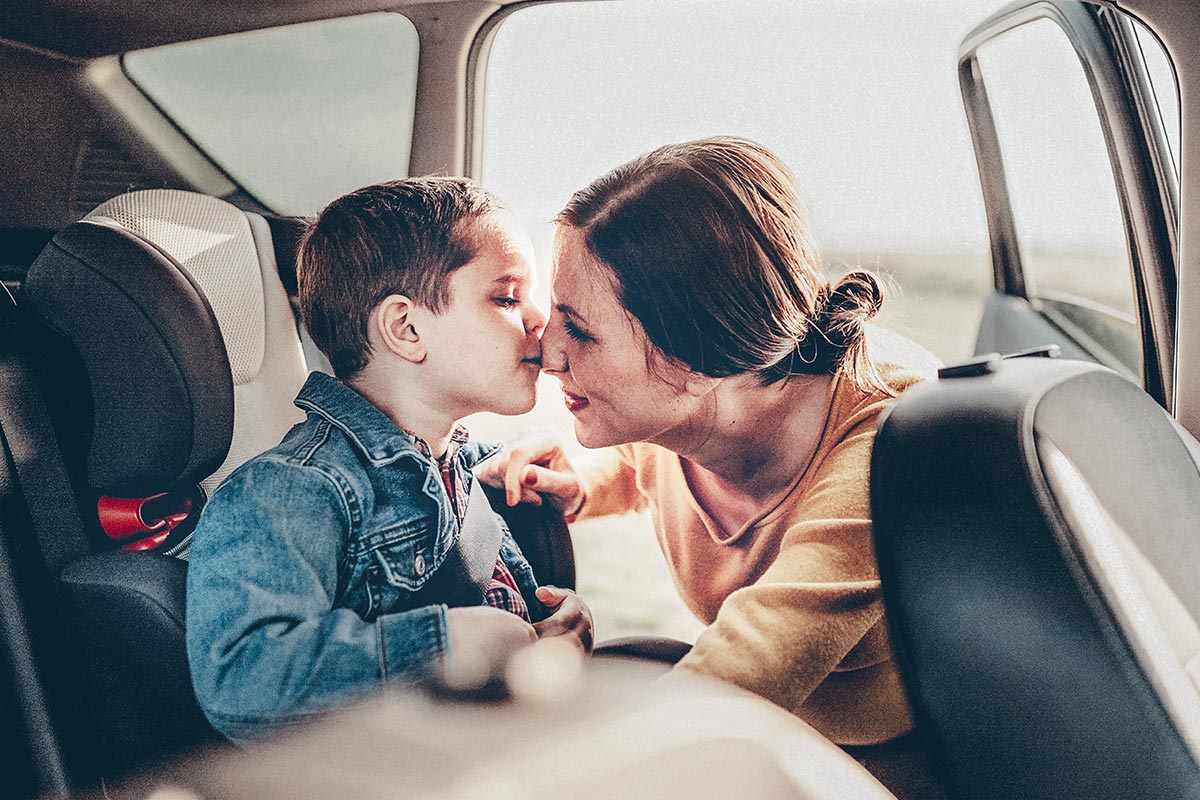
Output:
[494, 296, 518, 308]
[563, 319, 593, 343]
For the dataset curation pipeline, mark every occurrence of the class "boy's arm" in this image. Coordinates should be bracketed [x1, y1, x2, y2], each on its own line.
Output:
[186, 458, 447, 742]
[495, 520, 593, 651]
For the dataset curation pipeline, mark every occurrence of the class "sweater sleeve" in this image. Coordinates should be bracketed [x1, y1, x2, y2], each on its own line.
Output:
[573, 444, 647, 519]
[673, 414, 886, 715]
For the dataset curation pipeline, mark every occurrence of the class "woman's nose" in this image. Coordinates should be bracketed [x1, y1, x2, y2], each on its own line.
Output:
[540, 315, 568, 375]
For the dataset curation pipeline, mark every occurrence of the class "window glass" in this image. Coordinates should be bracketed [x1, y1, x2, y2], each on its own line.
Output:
[476, 0, 998, 641]
[1132, 18, 1180, 178]
[124, 13, 419, 215]
[977, 18, 1140, 376]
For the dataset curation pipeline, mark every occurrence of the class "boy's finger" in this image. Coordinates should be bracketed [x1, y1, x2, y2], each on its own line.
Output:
[535, 585, 569, 606]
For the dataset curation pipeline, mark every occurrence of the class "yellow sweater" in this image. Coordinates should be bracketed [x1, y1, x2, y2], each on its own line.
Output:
[576, 363, 923, 746]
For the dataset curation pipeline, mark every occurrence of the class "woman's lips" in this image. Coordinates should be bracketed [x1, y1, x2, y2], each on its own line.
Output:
[562, 388, 590, 413]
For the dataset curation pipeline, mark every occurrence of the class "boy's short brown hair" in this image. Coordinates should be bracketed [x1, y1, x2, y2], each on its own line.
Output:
[297, 178, 503, 378]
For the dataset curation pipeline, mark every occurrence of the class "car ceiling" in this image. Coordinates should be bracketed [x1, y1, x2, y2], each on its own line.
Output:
[0, 0, 522, 58]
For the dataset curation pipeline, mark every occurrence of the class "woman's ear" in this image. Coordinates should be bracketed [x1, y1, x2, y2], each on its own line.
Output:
[374, 294, 426, 364]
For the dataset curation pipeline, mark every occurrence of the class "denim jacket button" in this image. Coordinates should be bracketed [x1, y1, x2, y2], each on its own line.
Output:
[414, 552, 426, 577]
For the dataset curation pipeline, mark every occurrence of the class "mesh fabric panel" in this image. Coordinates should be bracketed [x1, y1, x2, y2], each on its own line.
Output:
[87, 191, 265, 384]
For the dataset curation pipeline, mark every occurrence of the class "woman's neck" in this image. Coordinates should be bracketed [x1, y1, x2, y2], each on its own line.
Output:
[667, 372, 835, 504]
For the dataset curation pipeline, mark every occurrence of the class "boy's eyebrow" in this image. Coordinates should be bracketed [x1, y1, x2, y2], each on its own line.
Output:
[491, 273, 525, 287]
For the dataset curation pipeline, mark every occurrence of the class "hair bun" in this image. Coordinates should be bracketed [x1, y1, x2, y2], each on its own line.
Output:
[793, 270, 883, 372]
[826, 270, 883, 323]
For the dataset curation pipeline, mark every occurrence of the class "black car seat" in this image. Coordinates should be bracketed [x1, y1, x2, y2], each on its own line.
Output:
[20, 189, 313, 779]
[870, 357, 1200, 799]
[7, 188, 573, 787]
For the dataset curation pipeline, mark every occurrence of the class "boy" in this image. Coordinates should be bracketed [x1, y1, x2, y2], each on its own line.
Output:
[186, 178, 591, 742]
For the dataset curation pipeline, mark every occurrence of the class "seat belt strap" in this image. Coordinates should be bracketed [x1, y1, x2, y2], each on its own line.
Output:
[0, 292, 90, 576]
[0, 446, 72, 797]
[405, 477, 506, 609]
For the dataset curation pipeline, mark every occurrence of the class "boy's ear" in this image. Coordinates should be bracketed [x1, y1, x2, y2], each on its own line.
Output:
[374, 294, 426, 364]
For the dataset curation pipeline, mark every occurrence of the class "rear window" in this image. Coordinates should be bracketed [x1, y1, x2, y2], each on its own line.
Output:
[124, 13, 419, 215]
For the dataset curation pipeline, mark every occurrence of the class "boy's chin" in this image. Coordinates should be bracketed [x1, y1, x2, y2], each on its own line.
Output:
[482, 388, 538, 417]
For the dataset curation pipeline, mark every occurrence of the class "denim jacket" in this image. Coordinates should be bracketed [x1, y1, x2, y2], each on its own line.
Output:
[186, 371, 545, 742]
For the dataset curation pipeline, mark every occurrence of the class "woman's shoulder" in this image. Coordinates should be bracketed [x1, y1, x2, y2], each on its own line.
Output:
[829, 327, 940, 434]
[865, 324, 942, 386]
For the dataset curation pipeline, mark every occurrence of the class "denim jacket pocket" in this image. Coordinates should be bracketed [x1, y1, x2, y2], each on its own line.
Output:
[359, 523, 445, 618]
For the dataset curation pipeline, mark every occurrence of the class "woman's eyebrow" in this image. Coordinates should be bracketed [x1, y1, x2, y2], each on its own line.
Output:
[554, 302, 583, 320]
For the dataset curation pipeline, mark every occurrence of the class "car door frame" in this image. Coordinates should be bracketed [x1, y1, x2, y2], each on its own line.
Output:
[959, 0, 1178, 409]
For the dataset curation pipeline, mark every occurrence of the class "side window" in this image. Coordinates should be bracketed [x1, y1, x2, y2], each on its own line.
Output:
[976, 19, 1141, 376]
[1131, 18, 1180, 179]
[124, 13, 419, 215]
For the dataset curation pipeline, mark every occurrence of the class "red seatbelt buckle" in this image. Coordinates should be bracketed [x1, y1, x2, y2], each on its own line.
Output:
[97, 491, 197, 551]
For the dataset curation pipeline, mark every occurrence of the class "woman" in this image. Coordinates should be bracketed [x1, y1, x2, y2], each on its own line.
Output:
[479, 137, 937, 797]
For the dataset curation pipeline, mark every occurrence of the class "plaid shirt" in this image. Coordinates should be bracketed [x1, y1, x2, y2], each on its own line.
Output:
[408, 425, 530, 622]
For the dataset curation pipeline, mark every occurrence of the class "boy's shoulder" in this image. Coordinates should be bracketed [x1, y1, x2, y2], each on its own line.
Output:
[213, 411, 360, 499]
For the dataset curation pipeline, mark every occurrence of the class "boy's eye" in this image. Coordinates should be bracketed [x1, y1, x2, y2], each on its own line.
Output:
[494, 296, 519, 308]
[563, 319, 593, 343]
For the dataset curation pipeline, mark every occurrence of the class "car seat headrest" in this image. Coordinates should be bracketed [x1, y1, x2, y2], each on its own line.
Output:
[24, 190, 308, 498]
[88, 191, 269, 385]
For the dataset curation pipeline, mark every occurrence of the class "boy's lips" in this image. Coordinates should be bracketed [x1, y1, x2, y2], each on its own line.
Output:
[562, 388, 590, 413]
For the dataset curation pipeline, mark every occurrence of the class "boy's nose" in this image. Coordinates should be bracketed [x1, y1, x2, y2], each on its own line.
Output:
[525, 301, 548, 336]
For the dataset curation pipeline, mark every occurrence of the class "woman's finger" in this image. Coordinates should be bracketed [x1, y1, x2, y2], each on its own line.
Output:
[522, 465, 582, 510]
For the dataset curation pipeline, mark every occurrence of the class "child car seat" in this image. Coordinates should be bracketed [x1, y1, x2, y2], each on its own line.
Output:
[14, 189, 574, 782]
[20, 189, 311, 776]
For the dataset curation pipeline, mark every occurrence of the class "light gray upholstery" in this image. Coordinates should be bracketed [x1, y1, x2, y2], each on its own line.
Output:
[87, 190, 308, 495]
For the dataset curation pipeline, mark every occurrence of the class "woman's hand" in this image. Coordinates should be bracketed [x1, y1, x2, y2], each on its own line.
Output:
[532, 586, 594, 654]
[476, 434, 584, 513]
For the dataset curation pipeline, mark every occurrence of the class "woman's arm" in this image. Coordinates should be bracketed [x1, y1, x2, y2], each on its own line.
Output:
[476, 437, 645, 520]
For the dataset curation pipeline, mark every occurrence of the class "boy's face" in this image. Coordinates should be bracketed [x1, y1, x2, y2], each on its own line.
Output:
[413, 211, 546, 417]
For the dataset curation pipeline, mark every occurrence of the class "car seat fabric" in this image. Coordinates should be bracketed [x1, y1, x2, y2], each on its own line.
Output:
[18, 189, 312, 776]
[25, 219, 234, 498]
[80, 190, 308, 497]
[870, 358, 1200, 799]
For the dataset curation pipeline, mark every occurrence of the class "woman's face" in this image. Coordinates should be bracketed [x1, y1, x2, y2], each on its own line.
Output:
[542, 225, 708, 449]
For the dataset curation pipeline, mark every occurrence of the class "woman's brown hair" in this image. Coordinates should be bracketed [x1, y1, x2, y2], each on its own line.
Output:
[558, 136, 891, 395]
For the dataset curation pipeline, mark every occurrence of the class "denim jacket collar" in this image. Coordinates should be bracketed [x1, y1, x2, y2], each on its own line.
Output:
[293, 372, 499, 467]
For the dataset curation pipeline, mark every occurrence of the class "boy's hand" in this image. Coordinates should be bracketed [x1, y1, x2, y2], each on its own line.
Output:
[532, 586, 594, 654]
[444, 606, 537, 677]
[475, 434, 584, 513]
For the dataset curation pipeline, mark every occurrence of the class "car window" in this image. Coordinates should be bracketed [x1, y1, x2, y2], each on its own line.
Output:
[475, 0, 1002, 641]
[1131, 17, 1180, 179]
[123, 13, 419, 216]
[976, 18, 1141, 376]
